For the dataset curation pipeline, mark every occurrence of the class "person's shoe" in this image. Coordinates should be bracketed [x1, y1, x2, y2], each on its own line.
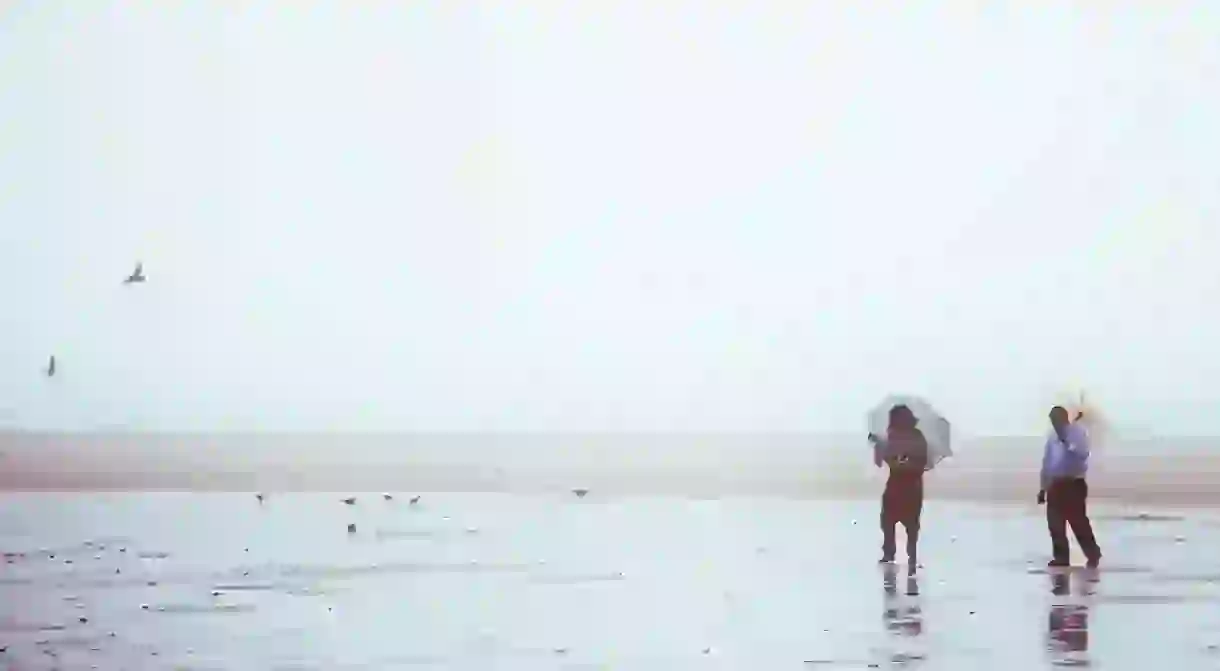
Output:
[879, 556, 895, 564]
[907, 562, 918, 576]
[1085, 555, 1101, 569]
[1047, 559, 1070, 568]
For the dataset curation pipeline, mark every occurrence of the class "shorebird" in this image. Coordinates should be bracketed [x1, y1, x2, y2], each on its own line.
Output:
[409, 495, 421, 505]
[123, 262, 146, 285]
[255, 494, 264, 504]
[383, 493, 393, 501]
[45, 356, 56, 377]
[572, 488, 589, 499]
[341, 497, 356, 505]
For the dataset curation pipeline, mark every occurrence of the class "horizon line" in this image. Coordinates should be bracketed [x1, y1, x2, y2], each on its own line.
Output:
[0, 428, 1209, 440]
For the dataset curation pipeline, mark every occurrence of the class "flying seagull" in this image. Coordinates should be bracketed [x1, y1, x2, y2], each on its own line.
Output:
[123, 262, 146, 285]
[45, 356, 56, 377]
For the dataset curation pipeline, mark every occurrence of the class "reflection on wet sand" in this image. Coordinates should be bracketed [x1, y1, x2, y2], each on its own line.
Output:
[881, 563, 925, 664]
[1046, 569, 1097, 667]
[7, 493, 1220, 668]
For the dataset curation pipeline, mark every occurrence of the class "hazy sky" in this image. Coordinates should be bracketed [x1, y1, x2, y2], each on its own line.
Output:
[1, 2, 1218, 435]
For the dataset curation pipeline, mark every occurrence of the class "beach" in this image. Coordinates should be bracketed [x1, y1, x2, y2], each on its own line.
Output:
[4, 492, 1220, 669]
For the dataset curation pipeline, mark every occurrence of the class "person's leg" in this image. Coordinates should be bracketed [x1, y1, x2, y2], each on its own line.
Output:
[904, 494, 923, 568]
[903, 519, 920, 573]
[1067, 480, 1101, 565]
[1046, 482, 1071, 565]
[880, 494, 897, 562]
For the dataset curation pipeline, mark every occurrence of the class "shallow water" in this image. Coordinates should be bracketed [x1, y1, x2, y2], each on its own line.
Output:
[2, 493, 1220, 669]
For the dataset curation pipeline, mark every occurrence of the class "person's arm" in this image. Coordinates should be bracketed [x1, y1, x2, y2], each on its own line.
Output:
[869, 433, 891, 466]
[1040, 436, 1055, 492]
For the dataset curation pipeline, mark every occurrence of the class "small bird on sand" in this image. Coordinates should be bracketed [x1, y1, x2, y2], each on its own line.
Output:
[45, 356, 56, 377]
[409, 495, 421, 505]
[347, 523, 357, 533]
[383, 493, 393, 501]
[572, 488, 589, 498]
[256, 494, 264, 504]
[341, 497, 356, 505]
[123, 262, 146, 285]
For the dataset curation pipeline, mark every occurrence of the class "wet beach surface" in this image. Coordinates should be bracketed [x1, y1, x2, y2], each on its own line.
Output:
[3, 493, 1220, 669]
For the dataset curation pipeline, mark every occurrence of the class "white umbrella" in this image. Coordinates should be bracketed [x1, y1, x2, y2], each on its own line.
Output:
[867, 395, 952, 471]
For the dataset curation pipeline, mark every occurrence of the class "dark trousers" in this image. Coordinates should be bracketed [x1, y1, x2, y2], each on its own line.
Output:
[881, 483, 923, 562]
[1047, 478, 1101, 563]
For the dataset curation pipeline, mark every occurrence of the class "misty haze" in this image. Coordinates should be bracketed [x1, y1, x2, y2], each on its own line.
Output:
[3, 3, 1220, 668]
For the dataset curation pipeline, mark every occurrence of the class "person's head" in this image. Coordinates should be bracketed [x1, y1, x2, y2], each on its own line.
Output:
[1049, 406, 1071, 434]
[888, 404, 917, 431]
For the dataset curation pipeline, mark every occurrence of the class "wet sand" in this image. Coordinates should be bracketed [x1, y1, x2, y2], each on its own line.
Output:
[3, 493, 1220, 669]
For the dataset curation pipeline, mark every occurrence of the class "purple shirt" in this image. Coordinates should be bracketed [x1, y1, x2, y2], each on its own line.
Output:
[1040, 423, 1091, 489]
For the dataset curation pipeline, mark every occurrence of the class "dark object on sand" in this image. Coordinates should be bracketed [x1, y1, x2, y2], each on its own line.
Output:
[409, 495, 421, 505]
[123, 262, 146, 285]
[342, 497, 356, 505]
[383, 493, 393, 501]
[256, 494, 264, 504]
[45, 356, 56, 377]
[572, 488, 589, 498]
[347, 523, 357, 533]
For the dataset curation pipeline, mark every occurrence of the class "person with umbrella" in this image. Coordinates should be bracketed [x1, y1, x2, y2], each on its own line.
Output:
[868, 404, 930, 573]
[1038, 405, 1101, 568]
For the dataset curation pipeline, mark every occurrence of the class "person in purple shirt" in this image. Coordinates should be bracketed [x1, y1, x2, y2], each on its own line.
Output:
[1038, 406, 1102, 567]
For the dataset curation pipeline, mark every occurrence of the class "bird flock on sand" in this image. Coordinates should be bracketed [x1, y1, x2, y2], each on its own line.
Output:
[45, 261, 146, 378]
[252, 493, 431, 535]
[255, 490, 589, 536]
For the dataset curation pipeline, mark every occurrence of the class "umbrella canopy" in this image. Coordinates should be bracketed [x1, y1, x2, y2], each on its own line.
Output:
[868, 395, 952, 471]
